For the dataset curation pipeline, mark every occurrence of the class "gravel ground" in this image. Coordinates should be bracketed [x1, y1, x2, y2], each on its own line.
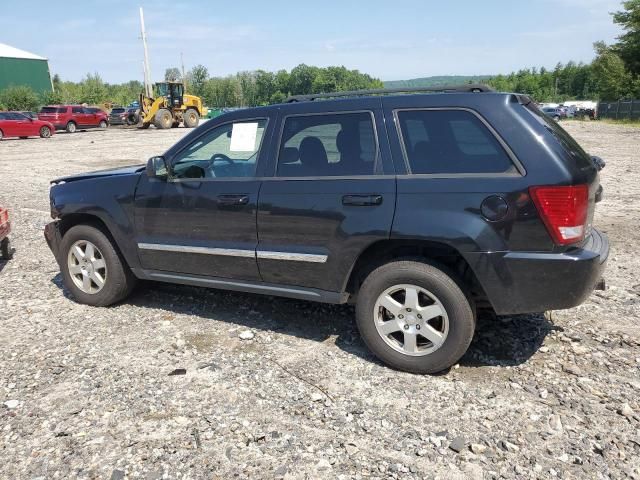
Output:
[0, 121, 639, 480]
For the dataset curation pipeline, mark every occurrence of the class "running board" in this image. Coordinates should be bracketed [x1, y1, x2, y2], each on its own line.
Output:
[133, 269, 349, 304]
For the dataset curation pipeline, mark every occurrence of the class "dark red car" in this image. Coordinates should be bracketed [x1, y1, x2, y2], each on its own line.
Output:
[0, 111, 54, 140]
[0, 207, 12, 260]
[38, 105, 109, 133]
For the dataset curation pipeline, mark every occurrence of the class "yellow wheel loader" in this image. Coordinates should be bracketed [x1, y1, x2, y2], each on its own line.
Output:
[136, 82, 207, 129]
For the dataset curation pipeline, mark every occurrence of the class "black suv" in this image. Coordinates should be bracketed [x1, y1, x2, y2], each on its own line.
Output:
[44, 85, 608, 374]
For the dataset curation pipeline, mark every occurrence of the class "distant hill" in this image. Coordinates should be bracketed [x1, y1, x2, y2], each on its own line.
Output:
[384, 75, 494, 89]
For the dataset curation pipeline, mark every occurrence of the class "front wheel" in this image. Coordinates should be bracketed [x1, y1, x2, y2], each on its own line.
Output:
[39, 126, 52, 138]
[355, 260, 475, 374]
[153, 109, 173, 129]
[98, 120, 108, 129]
[59, 224, 136, 306]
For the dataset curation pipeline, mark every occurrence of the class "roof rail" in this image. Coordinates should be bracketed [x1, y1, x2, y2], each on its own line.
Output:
[286, 84, 495, 103]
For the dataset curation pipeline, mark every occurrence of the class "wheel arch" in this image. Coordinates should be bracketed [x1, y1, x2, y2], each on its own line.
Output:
[56, 212, 137, 271]
[344, 239, 489, 308]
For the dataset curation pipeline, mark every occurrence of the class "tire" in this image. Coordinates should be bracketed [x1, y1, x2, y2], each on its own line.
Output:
[66, 121, 77, 133]
[153, 109, 173, 129]
[59, 224, 136, 306]
[355, 260, 475, 374]
[126, 112, 139, 125]
[0, 238, 12, 260]
[183, 109, 199, 128]
[39, 126, 51, 138]
[98, 120, 108, 129]
[0, 129, 3, 140]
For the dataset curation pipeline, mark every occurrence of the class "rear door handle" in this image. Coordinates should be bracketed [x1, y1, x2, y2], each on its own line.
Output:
[342, 194, 383, 206]
[217, 194, 250, 206]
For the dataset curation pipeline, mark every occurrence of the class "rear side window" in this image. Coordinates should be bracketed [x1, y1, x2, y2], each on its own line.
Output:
[277, 112, 377, 177]
[396, 109, 515, 175]
[40, 107, 66, 114]
[72, 107, 83, 114]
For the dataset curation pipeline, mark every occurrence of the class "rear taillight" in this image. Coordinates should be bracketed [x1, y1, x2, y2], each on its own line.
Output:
[0, 208, 9, 226]
[529, 185, 589, 245]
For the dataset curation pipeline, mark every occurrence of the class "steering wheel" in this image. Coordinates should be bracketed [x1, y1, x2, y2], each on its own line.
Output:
[210, 153, 234, 165]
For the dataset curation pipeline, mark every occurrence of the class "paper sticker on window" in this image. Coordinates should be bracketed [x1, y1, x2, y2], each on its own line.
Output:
[230, 122, 258, 152]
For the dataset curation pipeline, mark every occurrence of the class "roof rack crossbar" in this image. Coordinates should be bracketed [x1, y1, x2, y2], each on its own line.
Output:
[286, 84, 494, 103]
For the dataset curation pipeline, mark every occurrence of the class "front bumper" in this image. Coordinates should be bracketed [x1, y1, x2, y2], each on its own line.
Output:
[466, 228, 609, 315]
[44, 221, 63, 265]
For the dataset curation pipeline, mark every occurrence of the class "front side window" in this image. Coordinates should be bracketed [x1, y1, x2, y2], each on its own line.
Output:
[172, 119, 267, 179]
[277, 112, 377, 177]
[397, 109, 515, 175]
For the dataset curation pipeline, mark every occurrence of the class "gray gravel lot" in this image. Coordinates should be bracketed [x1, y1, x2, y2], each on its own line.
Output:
[0, 121, 639, 479]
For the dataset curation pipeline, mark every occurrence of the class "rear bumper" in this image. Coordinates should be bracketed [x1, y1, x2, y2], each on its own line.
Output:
[44, 221, 63, 265]
[466, 228, 609, 315]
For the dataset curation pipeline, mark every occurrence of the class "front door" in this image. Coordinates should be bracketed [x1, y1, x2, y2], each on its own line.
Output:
[134, 116, 273, 280]
[257, 100, 396, 293]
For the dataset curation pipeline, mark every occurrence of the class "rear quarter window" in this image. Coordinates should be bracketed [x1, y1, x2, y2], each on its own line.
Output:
[524, 103, 594, 170]
[396, 109, 516, 175]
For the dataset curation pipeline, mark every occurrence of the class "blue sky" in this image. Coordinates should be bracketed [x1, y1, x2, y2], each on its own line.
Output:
[1, 0, 624, 83]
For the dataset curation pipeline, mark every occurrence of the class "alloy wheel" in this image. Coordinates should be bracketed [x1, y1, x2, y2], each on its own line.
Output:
[373, 284, 449, 356]
[67, 240, 107, 294]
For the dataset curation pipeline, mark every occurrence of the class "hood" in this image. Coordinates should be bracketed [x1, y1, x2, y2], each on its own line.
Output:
[51, 164, 145, 185]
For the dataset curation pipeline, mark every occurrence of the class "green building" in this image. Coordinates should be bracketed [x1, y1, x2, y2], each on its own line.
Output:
[0, 43, 52, 94]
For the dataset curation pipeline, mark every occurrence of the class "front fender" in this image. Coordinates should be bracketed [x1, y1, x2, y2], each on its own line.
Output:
[50, 174, 142, 269]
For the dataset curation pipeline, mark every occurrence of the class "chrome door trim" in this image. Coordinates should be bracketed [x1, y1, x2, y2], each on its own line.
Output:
[257, 250, 328, 263]
[138, 243, 328, 263]
[138, 243, 255, 258]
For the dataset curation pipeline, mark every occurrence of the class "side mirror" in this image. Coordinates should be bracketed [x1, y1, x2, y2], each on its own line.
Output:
[146, 156, 169, 179]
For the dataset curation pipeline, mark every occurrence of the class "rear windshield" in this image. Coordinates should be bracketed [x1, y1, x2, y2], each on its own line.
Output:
[111, 108, 125, 113]
[40, 107, 66, 114]
[524, 103, 593, 170]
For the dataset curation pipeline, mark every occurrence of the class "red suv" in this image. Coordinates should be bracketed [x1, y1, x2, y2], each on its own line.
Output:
[38, 106, 109, 133]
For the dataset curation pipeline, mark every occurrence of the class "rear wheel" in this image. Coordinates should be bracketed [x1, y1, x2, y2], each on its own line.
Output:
[355, 260, 475, 374]
[60, 224, 136, 306]
[98, 119, 108, 129]
[0, 238, 12, 260]
[66, 121, 77, 133]
[183, 109, 199, 128]
[39, 126, 51, 138]
[153, 109, 173, 129]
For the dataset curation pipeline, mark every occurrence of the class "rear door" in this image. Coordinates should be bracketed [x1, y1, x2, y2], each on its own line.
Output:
[10, 112, 33, 136]
[256, 99, 396, 293]
[71, 106, 86, 126]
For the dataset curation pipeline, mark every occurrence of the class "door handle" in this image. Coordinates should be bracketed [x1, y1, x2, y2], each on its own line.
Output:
[217, 194, 250, 206]
[342, 194, 383, 206]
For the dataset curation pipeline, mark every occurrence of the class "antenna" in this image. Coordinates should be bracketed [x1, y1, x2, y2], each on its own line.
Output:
[139, 7, 152, 97]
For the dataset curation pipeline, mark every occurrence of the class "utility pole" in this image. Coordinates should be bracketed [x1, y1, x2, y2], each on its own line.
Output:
[181, 51, 187, 92]
[139, 7, 152, 97]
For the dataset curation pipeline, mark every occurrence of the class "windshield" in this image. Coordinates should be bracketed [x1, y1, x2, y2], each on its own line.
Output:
[111, 108, 125, 114]
[40, 107, 66, 114]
